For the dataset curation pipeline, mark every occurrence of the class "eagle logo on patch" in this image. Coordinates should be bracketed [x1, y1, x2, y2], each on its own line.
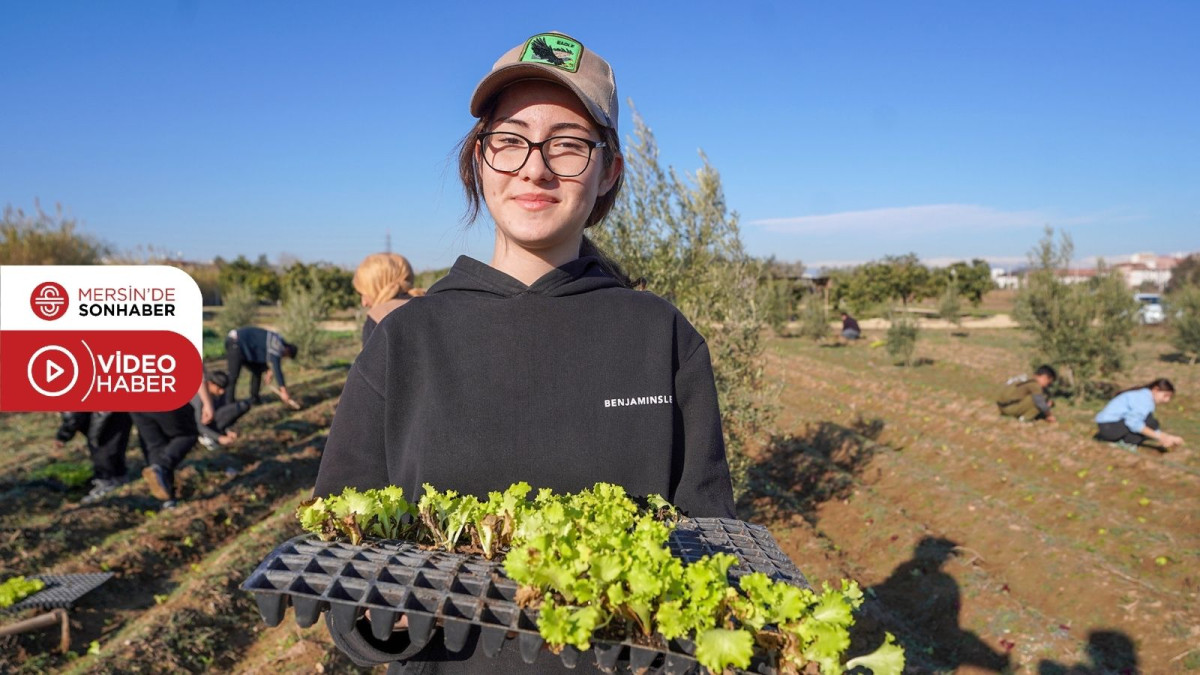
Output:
[520, 34, 583, 73]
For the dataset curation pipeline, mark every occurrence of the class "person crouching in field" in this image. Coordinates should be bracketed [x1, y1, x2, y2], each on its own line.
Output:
[55, 411, 135, 504]
[191, 370, 251, 450]
[1094, 378, 1184, 451]
[996, 365, 1057, 423]
[352, 252, 425, 348]
[841, 312, 861, 341]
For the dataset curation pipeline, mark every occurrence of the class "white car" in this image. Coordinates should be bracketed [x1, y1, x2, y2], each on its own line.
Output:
[1135, 293, 1165, 325]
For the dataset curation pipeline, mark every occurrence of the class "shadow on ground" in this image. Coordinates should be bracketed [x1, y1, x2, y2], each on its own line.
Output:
[1037, 630, 1140, 674]
[850, 537, 1012, 673]
[738, 416, 887, 526]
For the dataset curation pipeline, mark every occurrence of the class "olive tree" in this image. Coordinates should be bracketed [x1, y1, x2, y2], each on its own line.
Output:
[886, 312, 920, 366]
[1169, 285, 1200, 365]
[796, 294, 831, 341]
[938, 284, 963, 328]
[1014, 227, 1137, 397]
[591, 111, 772, 498]
[279, 266, 334, 366]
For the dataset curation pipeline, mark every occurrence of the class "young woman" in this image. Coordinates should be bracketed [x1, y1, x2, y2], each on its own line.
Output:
[352, 252, 425, 348]
[314, 31, 735, 672]
[1094, 378, 1184, 449]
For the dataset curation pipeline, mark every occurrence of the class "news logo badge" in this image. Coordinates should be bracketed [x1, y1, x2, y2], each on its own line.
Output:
[0, 266, 203, 412]
[30, 281, 69, 320]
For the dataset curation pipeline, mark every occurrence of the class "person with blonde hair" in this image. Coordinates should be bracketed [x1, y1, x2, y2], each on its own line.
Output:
[352, 252, 424, 347]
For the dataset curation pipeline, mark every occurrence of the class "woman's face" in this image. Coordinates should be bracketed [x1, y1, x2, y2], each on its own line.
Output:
[1152, 388, 1173, 404]
[478, 81, 621, 259]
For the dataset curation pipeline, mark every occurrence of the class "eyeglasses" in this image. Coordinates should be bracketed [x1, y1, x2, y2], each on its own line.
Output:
[478, 131, 606, 178]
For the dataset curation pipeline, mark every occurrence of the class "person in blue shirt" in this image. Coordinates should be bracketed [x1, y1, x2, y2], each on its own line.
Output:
[1094, 378, 1183, 450]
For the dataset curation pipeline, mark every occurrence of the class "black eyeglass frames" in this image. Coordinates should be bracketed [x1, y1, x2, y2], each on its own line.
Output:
[477, 131, 606, 178]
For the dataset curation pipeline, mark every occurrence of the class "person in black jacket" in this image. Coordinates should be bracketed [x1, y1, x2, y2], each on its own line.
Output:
[312, 31, 735, 673]
[224, 326, 299, 408]
[54, 411, 134, 504]
[841, 312, 861, 340]
[191, 370, 252, 449]
[131, 403, 198, 509]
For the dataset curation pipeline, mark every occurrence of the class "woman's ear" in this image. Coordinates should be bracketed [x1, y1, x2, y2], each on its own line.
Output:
[599, 153, 624, 196]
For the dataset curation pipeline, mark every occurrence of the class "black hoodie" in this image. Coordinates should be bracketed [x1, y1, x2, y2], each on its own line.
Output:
[315, 254, 734, 516]
[313, 255, 736, 671]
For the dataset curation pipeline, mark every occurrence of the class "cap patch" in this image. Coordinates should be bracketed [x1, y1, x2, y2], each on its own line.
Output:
[520, 34, 583, 73]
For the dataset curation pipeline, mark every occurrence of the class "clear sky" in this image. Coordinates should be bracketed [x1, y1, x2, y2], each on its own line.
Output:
[3, 1, 1197, 272]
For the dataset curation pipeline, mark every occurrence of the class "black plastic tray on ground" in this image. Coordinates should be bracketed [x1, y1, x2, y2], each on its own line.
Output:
[241, 518, 807, 673]
[3, 573, 115, 613]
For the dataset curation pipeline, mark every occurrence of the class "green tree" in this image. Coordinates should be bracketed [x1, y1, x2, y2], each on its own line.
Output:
[885, 312, 920, 366]
[1014, 228, 1138, 397]
[1168, 285, 1200, 365]
[279, 272, 332, 366]
[591, 112, 772, 499]
[1, 203, 109, 264]
[835, 253, 934, 312]
[282, 261, 357, 311]
[218, 255, 280, 303]
[879, 253, 933, 306]
[931, 259, 994, 305]
[840, 260, 896, 310]
[938, 283, 963, 328]
[216, 284, 259, 337]
[795, 293, 831, 341]
[415, 267, 450, 292]
[1166, 254, 1200, 294]
[757, 258, 805, 335]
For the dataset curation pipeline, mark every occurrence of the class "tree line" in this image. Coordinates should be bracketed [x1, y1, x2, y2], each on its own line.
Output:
[6, 122, 1200, 484]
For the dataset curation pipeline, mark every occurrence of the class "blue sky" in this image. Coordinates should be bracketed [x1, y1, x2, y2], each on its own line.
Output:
[2, 1, 1197, 272]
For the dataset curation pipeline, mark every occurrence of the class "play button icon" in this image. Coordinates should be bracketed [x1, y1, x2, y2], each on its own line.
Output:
[27, 345, 80, 397]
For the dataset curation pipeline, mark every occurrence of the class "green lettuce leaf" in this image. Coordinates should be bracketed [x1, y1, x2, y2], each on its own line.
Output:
[694, 628, 755, 671]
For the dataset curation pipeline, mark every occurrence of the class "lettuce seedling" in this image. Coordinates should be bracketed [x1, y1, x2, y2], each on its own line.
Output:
[0, 576, 45, 608]
[418, 484, 480, 551]
[694, 627, 755, 671]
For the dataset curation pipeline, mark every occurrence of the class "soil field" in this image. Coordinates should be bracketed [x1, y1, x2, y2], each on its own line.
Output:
[2, 325, 1197, 673]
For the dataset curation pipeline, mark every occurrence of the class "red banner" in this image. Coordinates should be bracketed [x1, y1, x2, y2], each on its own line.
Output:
[0, 330, 201, 412]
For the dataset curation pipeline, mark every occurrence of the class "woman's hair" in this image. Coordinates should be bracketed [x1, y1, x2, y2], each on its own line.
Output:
[455, 89, 637, 288]
[1117, 377, 1175, 396]
[353, 253, 426, 308]
[1146, 378, 1175, 393]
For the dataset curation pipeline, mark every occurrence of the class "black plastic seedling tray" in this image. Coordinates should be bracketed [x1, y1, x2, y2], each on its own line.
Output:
[2, 573, 115, 613]
[242, 518, 806, 673]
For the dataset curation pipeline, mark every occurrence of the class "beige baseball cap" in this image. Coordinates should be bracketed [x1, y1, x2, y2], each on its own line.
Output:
[470, 32, 618, 132]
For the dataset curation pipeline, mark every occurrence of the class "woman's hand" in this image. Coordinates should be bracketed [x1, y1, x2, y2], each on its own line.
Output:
[1158, 431, 1184, 449]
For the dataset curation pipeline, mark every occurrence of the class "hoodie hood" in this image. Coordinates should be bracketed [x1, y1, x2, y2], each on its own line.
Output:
[428, 255, 624, 298]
